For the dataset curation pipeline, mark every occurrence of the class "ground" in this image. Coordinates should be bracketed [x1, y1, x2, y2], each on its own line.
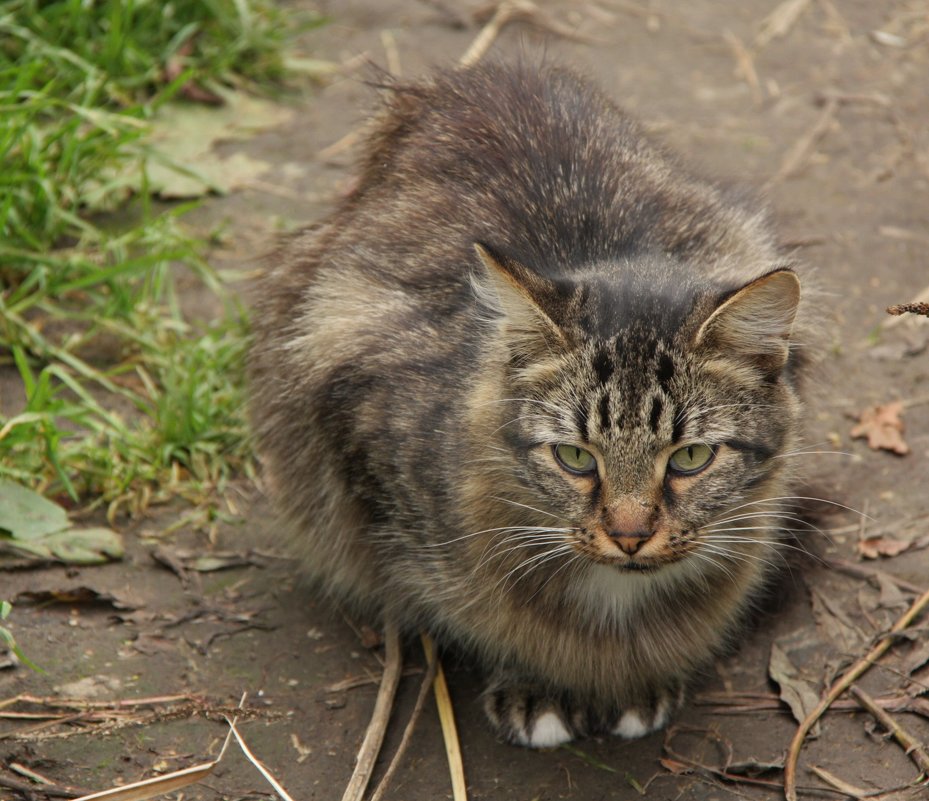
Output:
[3, 1, 929, 799]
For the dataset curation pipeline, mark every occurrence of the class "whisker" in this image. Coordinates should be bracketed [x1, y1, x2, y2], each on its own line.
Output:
[526, 552, 586, 602]
[688, 548, 737, 582]
[494, 544, 576, 592]
[700, 542, 784, 571]
[424, 525, 573, 548]
[490, 496, 562, 520]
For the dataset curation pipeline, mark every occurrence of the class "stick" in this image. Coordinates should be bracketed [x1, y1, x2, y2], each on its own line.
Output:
[422, 633, 468, 801]
[784, 585, 929, 800]
[849, 684, 929, 776]
[459, 2, 518, 68]
[768, 97, 838, 185]
[888, 302, 929, 318]
[340, 622, 402, 801]
[368, 653, 439, 801]
[822, 557, 926, 595]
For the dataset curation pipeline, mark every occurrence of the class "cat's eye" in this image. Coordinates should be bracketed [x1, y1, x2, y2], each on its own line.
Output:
[553, 443, 598, 475]
[667, 443, 715, 475]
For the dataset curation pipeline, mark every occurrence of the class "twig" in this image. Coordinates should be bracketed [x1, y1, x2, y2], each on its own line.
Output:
[723, 29, 762, 104]
[768, 97, 838, 185]
[422, 633, 468, 801]
[459, 2, 521, 68]
[849, 684, 929, 776]
[10, 762, 54, 784]
[755, 0, 812, 48]
[380, 30, 401, 77]
[228, 718, 296, 801]
[340, 622, 402, 801]
[784, 585, 929, 800]
[368, 652, 439, 801]
[808, 764, 913, 798]
[0, 772, 84, 798]
[888, 302, 929, 318]
[883, 282, 929, 329]
[822, 556, 926, 596]
[463, 1, 595, 69]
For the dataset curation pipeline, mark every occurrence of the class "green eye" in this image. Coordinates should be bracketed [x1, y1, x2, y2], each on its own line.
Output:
[553, 443, 598, 475]
[668, 443, 715, 475]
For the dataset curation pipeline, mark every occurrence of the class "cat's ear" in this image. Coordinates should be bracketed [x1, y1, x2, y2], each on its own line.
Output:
[473, 243, 570, 348]
[694, 269, 800, 373]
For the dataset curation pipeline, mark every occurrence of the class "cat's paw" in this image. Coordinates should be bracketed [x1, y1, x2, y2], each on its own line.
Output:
[483, 676, 683, 748]
[483, 684, 577, 747]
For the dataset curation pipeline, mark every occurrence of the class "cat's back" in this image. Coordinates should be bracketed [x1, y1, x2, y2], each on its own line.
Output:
[262, 61, 778, 315]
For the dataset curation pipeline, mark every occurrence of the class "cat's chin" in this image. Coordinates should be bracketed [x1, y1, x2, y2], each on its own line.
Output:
[613, 560, 664, 573]
[614, 562, 665, 573]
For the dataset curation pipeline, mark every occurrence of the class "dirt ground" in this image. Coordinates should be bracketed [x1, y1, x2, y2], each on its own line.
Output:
[3, 1, 929, 799]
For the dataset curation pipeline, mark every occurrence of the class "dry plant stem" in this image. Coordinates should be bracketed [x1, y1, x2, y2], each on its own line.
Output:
[422, 633, 468, 801]
[808, 764, 909, 798]
[228, 719, 296, 801]
[888, 302, 929, 317]
[340, 622, 403, 801]
[849, 684, 929, 777]
[368, 654, 439, 801]
[0, 773, 83, 799]
[784, 585, 929, 801]
[768, 97, 838, 185]
[823, 557, 926, 595]
[459, 1, 519, 68]
[884, 283, 929, 329]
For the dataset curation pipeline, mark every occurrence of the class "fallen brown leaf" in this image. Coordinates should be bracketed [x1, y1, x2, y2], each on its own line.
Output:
[857, 535, 912, 560]
[769, 643, 822, 733]
[850, 401, 910, 455]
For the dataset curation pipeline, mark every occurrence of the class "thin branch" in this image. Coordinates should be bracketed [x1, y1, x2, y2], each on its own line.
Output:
[368, 652, 439, 801]
[340, 622, 403, 801]
[849, 684, 929, 777]
[784, 585, 929, 800]
[768, 97, 838, 185]
[422, 633, 468, 801]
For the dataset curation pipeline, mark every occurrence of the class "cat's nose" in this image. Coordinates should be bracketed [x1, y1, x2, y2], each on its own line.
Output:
[609, 530, 653, 555]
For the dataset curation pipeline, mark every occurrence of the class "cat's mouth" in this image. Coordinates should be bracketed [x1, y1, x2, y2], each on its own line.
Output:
[613, 560, 663, 573]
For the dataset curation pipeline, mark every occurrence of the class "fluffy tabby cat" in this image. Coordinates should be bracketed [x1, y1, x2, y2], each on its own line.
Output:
[249, 61, 810, 747]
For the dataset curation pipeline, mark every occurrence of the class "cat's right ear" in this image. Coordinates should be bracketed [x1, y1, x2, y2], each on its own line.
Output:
[694, 269, 801, 375]
[472, 243, 570, 351]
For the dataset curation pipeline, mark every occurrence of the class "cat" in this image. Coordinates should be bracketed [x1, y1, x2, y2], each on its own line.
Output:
[248, 60, 811, 748]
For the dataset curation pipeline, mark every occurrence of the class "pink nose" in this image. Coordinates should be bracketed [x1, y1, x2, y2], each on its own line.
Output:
[610, 530, 653, 555]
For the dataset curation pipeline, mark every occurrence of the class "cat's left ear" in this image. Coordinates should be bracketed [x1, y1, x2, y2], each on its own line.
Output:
[694, 269, 800, 374]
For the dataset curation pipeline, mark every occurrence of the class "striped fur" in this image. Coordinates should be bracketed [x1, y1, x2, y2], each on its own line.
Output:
[249, 61, 811, 746]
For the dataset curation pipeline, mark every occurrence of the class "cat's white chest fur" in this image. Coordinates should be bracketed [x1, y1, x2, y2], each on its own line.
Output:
[570, 560, 695, 627]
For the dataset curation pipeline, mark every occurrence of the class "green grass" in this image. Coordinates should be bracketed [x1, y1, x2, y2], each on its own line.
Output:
[0, 0, 311, 515]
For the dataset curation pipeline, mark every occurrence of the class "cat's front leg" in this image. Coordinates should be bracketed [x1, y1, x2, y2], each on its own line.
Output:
[482, 669, 684, 748]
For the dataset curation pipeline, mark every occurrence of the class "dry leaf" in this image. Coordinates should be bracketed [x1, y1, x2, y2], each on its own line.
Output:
[769, 642, 821, 734]
[659, 757, 692, 775]
[850, 401, 910, 455]
[141, 89, 294, 198]
[809, 588, 866, 653]
[857, 535, 913, 560]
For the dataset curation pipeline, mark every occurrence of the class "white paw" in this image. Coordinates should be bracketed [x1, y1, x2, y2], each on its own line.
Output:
[523, 711, 573, 748]
[612, 710, 648, 739]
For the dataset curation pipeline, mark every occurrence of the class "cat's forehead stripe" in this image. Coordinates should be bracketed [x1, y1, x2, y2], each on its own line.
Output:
[657, 352, 675, 389]
[649, 396, 663, 433]
[598, 393, 611, 431]
[592, 349, 614, 384]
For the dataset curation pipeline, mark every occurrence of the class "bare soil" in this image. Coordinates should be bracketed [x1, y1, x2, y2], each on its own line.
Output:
[3, 1, 929, 799]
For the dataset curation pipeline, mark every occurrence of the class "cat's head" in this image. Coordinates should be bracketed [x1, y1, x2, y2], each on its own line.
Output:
[471, 243, 804, 573]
